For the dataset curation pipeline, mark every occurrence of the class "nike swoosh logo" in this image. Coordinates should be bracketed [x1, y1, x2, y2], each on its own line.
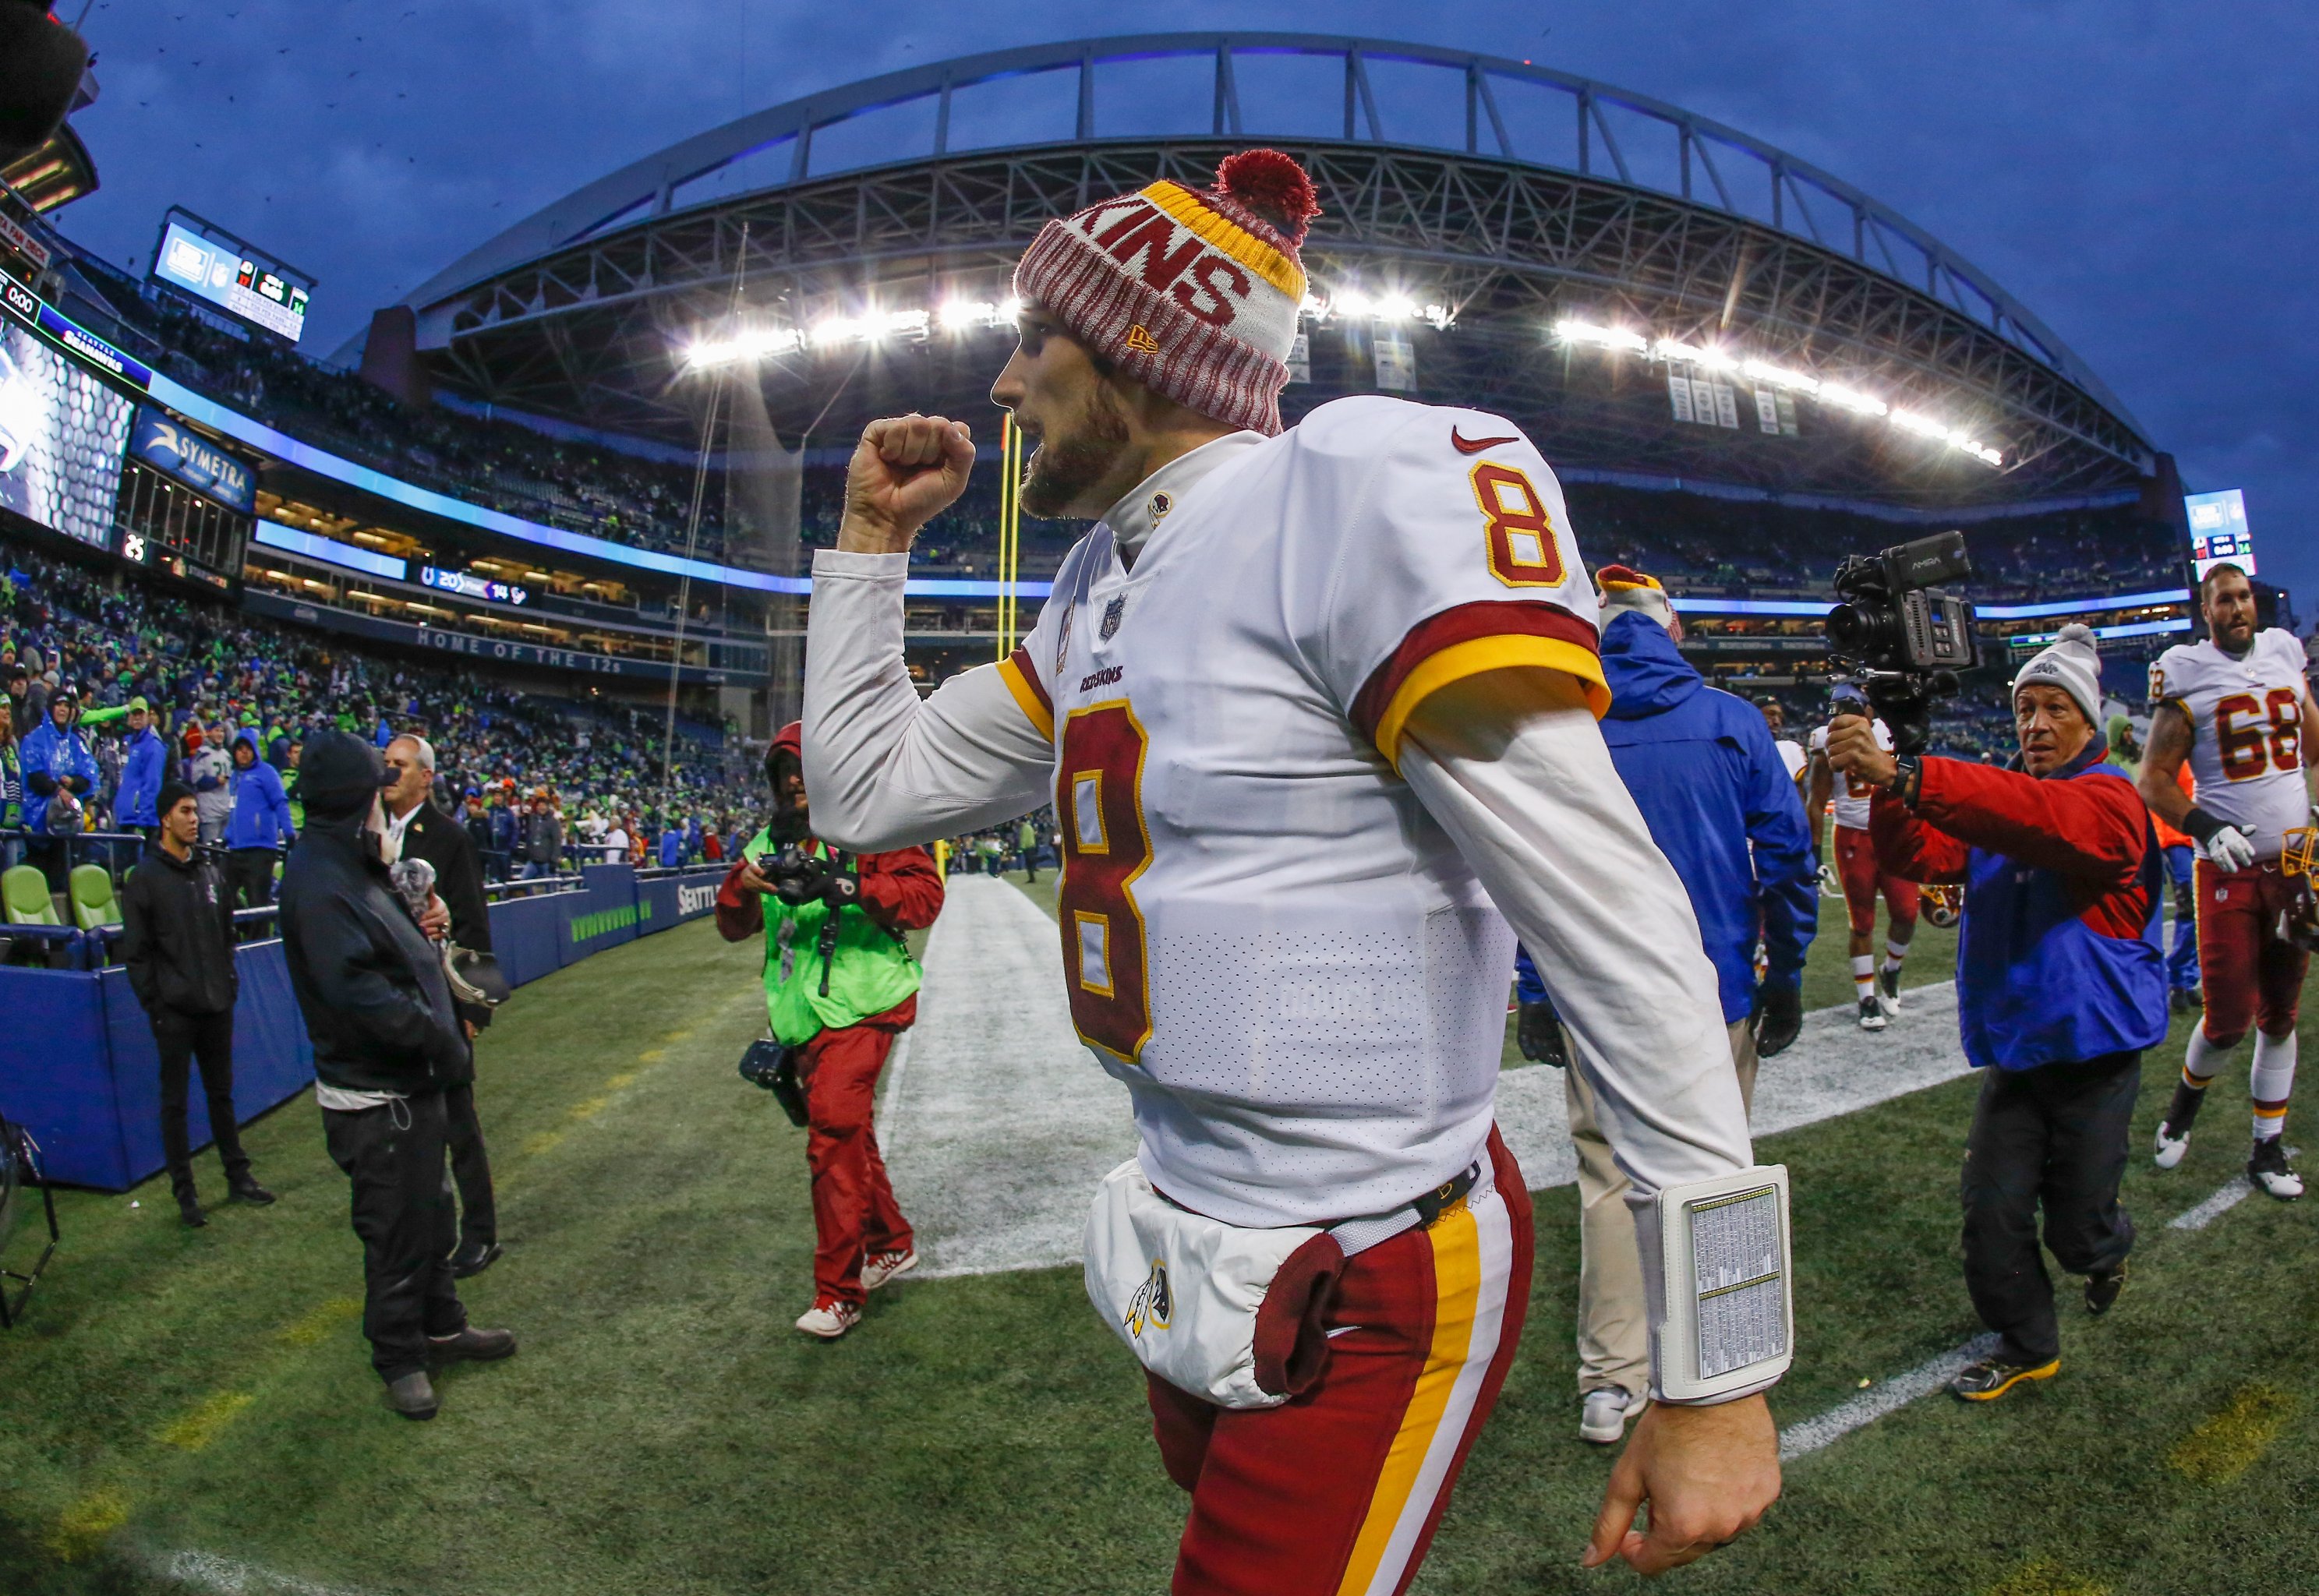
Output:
[1451, 428, 1518, 454]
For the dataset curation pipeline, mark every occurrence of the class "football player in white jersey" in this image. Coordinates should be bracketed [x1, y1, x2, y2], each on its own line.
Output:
[1808, 690, 1921, 1029]
[2139, 563, 2318, 1199]
[802, 151, 1779, 1591]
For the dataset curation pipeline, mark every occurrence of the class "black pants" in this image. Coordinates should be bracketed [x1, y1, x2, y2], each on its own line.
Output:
[228, 848, 276, 913]
[444, 1079, 496, 1252]
[152, 1008, 249, 1201]
[27, 834, 68, 894]
[323, 1093, 467, 1382]
[1961, 1050, 2140, 1366]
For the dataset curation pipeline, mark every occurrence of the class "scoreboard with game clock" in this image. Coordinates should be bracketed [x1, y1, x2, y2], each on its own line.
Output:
[148, 207, 314, 344]
[2185, 489, 2255, 581]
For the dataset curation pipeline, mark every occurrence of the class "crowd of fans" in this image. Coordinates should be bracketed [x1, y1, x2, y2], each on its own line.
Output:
[0, 530, 760, 915]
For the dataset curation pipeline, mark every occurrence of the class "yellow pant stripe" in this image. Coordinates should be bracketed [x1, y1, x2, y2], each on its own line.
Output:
[1336, 1204, 1483, 1596]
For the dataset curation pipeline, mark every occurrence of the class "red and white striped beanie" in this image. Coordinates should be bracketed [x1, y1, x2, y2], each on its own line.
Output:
[1012, 149, 1320, 436]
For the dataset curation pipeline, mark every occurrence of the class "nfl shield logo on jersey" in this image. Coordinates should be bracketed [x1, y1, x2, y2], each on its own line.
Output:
[1101, 595, 1126, 641]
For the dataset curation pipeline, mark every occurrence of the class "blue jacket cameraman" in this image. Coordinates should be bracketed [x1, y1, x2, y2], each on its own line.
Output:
[279, 731, 515, 1421]
[1829, 624, 2165, 1406]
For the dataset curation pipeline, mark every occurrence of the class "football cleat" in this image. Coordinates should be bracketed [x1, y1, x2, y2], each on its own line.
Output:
[2247, 1139, 2303, 1201]
[1876, 966, 1904, 1017]
[1857, 995, 1888, 1032]
[2153, 1121, 2191, 1170]
[1949, 1357, 2059, 1402]
[861, 1248, 919, 1292]
[1578, 1388, 1639, 1445]
[795, 1300, 862, 1339]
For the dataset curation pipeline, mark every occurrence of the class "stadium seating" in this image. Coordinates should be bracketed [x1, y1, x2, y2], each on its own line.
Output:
[1, 866, 56, 927]
[67, 865, 118, 932]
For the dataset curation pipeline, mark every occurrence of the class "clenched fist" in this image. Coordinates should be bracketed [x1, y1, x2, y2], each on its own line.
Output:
[837, 413, 975, 553]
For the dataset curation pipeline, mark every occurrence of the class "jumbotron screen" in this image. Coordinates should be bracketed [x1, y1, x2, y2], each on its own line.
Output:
[0, 320, 134, 548]
[150, 210, 313, 343]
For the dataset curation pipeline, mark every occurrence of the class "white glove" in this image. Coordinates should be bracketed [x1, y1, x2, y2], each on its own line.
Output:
[2199, 823, 2258, 873]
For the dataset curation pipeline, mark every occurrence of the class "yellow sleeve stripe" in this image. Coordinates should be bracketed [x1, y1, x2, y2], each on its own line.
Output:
[1140, 181, 1309, 300]
[995, 655, 1055, 741]
[1373, 636, 1612, 771]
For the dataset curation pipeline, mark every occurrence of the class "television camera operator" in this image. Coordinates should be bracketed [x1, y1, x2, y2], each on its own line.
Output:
[278, 731, 516, 1421]
[716, 722, 942, 1340]
[118, 782, 277, 1228]
[1827, 622, 2165, 1404]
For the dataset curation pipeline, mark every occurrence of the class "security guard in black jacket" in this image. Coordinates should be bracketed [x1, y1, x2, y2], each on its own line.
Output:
[118, 781, 275, 1227]
[279, 732, 516, 1420]
[383, 733, 501, 1277]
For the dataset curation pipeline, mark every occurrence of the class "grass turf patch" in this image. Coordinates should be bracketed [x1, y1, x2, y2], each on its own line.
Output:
[2, 894, 2310, 1594]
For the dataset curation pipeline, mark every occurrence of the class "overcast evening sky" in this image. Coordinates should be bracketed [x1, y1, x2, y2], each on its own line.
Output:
[50, 2, 2319, 604]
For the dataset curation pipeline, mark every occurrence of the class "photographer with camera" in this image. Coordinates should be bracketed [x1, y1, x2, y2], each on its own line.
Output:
[716, 722, 943, 1339]
[1827, 623, 2165, 1404]
[118, 782, 277, 1228]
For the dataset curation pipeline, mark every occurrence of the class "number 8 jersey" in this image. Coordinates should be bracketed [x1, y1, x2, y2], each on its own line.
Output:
[2151, 628, 2313, 858]
[992, 395, 1609, 1228]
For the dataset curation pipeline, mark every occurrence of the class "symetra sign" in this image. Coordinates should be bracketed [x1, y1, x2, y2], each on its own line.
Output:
[131, 408, 256, 513]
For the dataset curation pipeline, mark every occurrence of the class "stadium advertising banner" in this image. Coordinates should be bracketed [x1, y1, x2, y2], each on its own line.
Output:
[0, 321, 135, 548]
[150, 210, 313, 344]
[129, 406, 256, 513]
[2185, 489, 2254, 580]
[242, 584, 746, 683]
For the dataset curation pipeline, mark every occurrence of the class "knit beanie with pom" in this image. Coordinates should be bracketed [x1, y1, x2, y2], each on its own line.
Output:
[1012, 148, 1321, 436]
[2012, 622, 2102, 727]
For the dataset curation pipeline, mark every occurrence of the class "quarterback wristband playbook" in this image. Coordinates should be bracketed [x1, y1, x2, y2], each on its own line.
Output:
[1651, 1164, 1794, 1402]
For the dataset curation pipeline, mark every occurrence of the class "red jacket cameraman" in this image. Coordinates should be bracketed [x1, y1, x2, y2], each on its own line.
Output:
[1827, 624, 2165, 1404]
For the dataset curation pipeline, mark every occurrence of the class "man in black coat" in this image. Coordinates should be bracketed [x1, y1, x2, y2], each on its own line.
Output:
[279, 732, 516, 1420]
[118, 781, 275, 1227]
[384, 733, 501, 1277]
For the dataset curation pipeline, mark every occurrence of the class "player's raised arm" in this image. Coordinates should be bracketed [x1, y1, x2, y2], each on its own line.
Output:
[804, 414, 1058, 851]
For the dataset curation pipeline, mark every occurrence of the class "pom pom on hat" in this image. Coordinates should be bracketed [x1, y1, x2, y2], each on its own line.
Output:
[1596, 564, 1675, 628]
[1214, 149, 1320, 246]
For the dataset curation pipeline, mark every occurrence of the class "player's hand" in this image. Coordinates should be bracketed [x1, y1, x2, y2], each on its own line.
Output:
[1583, 1393, 1780, 1576]
[1822, 714, 1895, 790]
[1515, 1000, 1567, 1067]
[2199, 823, 2257, 873]
[838, 413, 974, 553]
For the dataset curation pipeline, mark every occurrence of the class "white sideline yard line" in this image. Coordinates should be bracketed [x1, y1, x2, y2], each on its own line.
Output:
[1783, 1161, 2278, 1460]
[886, 874, 1975, 1278]
[149, 1548, 374, 1596]
[1779, 1334, 2001, 1460]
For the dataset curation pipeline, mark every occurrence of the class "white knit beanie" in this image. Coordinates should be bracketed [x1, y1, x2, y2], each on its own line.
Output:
[2012, 622, 2102, 726]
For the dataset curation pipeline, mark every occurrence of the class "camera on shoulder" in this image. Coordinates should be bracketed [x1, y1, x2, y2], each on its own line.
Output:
[1824, 530, 1978, 754]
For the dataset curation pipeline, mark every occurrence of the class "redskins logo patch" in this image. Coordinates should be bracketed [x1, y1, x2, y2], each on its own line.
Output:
[1123, 1259, 1172, 1340]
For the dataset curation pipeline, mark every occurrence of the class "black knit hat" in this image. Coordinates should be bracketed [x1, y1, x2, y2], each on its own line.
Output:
[300, 729, 391, 818]
[156, 779, 196, 821]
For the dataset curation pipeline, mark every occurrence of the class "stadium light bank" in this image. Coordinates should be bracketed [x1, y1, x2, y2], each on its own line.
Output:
[1554, 317, 2005, 468]
[680, 287, 1455, 372]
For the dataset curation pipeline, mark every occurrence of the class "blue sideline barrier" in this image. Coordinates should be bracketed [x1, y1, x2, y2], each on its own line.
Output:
[0, 862, 725, 1192]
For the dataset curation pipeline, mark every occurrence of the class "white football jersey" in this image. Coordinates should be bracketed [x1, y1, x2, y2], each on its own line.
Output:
[1808, 719, 1892, 830]
[2151, 630, 2313, 857]
[997, 397, 1607, 1227]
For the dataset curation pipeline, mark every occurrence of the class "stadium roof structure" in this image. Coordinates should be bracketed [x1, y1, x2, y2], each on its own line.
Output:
[379, 34, 2156, 507]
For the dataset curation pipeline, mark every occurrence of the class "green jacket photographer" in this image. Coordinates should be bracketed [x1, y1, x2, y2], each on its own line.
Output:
[714, 721, 946, 1340]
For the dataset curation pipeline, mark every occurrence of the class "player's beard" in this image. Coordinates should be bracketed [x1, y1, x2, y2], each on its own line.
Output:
[1020, 381, 1131, 518]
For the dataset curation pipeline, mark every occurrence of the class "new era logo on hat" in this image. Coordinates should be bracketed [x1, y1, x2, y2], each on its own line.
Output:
[1014, 150, 1320, 436]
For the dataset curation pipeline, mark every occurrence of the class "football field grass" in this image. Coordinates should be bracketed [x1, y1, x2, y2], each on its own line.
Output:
[2, 889, 2314, 1595]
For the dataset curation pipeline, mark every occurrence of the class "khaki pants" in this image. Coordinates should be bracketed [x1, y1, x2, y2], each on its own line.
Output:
[1564, 1017, 1759, 1401]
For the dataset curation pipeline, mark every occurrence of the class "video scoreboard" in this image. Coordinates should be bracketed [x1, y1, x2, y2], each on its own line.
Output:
[2185, 489, 2255, 581]
[149, 208, 314, 344]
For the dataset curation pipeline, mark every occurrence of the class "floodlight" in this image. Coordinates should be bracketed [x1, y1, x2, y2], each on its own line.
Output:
[1554, 318, 1647, 353]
